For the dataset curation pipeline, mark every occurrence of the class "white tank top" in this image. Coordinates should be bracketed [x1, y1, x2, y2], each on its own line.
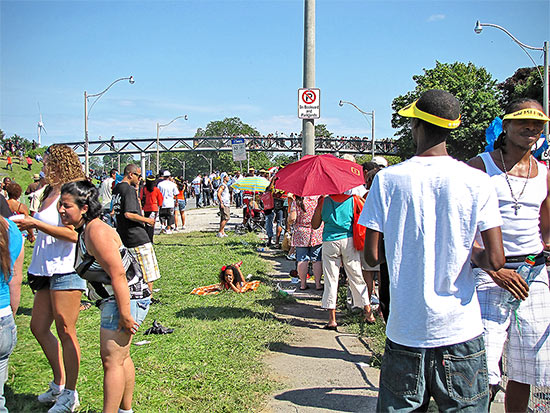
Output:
[28, 194, 77, 276]
[478, 152, 547, 256]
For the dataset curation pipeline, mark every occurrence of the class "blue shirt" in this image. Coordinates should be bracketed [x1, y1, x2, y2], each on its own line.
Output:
[0, 220, 23, 309]
[321, 196, 354, 242]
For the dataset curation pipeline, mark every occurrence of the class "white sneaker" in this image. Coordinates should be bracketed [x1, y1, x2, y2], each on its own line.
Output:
[37, 381, 63, 403]
[48, 389, 80, 413]
[165, 229, 173, 235]
[216, 232, 224, 238]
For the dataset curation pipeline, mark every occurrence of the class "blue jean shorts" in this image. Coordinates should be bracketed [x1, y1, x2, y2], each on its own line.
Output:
[99, 297, 151, 331]
[296, 245, 322, 262]
[376, 335, 489, 412]
[177, 199, 186, 211]
[28, 272, 86, 292]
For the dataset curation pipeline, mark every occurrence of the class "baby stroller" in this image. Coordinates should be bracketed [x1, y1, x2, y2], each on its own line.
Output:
[242, 196, 266, 233]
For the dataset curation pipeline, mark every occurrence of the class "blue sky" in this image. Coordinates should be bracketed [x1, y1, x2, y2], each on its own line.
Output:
[1, 0, 548, 149]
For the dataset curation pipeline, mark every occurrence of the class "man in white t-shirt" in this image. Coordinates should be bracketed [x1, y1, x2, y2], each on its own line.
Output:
[360, 90, 510, 411]
[157, 170, 179, 234]
[98, 168, 117, 226]
[191, 174, 202, 208]
[216, 173, 231, 237]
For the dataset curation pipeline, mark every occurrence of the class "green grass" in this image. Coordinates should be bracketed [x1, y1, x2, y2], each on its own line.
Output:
[9, 231, 291, 412]
[0, 155, 44, 202]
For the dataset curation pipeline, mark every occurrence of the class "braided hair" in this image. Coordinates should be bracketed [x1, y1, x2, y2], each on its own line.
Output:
[494, 98, 542, 152]
[60, 180, 102, 222]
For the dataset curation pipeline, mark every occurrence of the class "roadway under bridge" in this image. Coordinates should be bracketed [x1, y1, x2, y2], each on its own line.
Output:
[64, 136, 398, 158]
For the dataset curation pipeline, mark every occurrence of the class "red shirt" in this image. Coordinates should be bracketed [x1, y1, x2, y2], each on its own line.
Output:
[140, 187, 164, 212]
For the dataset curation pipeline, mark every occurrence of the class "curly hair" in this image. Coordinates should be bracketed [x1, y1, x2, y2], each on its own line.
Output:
[44, 144, 85, 186]
[5, 182, 22, 200]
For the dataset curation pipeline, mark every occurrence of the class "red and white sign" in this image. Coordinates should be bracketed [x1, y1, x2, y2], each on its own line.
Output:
[298, 88, 320, 119]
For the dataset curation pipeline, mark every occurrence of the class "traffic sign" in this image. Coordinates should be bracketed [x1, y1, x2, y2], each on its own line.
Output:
[231, 138, 247, 161]
[298, 88, 320, 119]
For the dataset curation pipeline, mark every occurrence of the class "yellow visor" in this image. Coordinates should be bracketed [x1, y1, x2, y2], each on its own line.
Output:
[398, 100, 461, 129]
[502, 108, 550, 123]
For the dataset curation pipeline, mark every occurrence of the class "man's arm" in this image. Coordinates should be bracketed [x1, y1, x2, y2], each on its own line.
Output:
[539, 168, 550, 251]
[311, 197, 324, 229]
[364, 228, 384, 267]
[124, 212, 154, 227]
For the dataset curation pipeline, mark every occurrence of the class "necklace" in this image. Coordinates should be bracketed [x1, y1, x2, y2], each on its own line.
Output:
[499, 149, 532, 215]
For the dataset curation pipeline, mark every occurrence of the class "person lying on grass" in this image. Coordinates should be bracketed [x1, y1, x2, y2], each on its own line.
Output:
[219, 262, 246, 292]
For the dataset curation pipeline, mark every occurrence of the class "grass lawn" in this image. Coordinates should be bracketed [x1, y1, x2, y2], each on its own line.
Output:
[8, 231, 291, 412]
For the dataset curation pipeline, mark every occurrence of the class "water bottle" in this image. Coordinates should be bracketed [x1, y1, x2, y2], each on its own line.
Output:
[508, 255, 536, 310]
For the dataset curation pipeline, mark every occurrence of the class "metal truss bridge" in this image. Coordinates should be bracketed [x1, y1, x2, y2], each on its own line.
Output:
[64, 136, 398, 158]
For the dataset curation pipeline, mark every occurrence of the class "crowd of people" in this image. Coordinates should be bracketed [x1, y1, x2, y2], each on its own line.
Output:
[0, 89, 548, 412]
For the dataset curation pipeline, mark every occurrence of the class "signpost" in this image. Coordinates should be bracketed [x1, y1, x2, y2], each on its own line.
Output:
[298, 88, 320, 119]
[231, 138, 247, 162]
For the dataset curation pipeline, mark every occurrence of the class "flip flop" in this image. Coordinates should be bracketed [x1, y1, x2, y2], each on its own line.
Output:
[299, 285, 309, 290]
[322, 324, 338, 331]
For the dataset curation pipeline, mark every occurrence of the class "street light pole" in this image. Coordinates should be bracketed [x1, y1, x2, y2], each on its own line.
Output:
[475, 21, 549, 145]
[197, 154, 212, 175]
[171, 157, 186, 178]
[156, 115, 188, 175]
[84, 76, 134, 176]
[339, 100, 376, 157]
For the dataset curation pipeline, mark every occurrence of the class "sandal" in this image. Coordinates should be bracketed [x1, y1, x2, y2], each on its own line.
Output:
[322, 324, 338, 331]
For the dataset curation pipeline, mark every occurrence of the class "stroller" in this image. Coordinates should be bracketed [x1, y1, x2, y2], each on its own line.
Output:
[240, 191, 266, 233]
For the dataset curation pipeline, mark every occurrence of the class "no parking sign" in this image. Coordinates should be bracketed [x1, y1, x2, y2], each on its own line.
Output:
[298, 88, 320, 119]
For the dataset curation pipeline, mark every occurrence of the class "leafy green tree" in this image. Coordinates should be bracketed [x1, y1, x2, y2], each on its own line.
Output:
[195, 117, 259, 137]
[498, 66, 545, 108]
[391, 61, 502, 161]
[315, 124, 333, 138]
[272, 153, 298, 167]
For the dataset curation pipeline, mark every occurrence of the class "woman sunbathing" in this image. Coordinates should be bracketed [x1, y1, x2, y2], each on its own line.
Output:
[219, 261, 245, 292]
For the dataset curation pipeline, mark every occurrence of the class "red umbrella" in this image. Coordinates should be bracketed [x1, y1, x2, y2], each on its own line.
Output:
[274, 154, 364, 196]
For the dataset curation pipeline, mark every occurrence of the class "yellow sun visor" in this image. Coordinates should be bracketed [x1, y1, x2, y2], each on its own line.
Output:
[398, 100, 461, 129]
[503, 108, 550, 123]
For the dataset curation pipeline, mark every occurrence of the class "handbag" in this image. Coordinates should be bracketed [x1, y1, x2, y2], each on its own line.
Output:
[260, 191, 274, 210]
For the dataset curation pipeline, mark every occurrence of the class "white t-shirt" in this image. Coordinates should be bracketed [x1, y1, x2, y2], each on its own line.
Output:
[359, 156, 502, 348]
[157, 179, 179, 208]
[192, 177, 201, 194]
[98, 177, 114, 208]
[218, 183, 230, 206]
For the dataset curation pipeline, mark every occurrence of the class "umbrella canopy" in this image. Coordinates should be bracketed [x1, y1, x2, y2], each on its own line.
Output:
[274, 154, 364, 196]
[231, 176, 270, 192]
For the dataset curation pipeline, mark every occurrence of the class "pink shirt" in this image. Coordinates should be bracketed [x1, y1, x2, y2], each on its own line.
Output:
[290, 196, 324, 247]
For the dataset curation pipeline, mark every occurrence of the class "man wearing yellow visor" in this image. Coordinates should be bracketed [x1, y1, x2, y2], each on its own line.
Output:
[468, 98, 550, 412]
[360, 89, 505, 411]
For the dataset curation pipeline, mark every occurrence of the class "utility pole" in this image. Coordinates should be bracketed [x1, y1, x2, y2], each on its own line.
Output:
[302, 0, 315, 157]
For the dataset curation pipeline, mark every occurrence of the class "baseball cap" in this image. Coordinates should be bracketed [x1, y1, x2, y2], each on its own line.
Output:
[503, 108, 550, 122]
[372, 156, 388, 168]
[398, 99, 461, 129]
[33, 173, 40, 180]
[163, 170, 171, 177]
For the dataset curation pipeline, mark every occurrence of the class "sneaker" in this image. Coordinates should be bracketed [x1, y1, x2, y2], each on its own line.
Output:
[38, 381, 63, 403]
[165, 229, 173, 235]
[48, 389, 80, 413]
[216, 232, 224, 238]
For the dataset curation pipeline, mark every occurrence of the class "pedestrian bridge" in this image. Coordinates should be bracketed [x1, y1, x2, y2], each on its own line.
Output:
[64, 136, 398, 157]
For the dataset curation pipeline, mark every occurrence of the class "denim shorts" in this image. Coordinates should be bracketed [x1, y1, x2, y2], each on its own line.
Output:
[296, 245, 322, 262]
[0, 313, 16, 362]
[177, 199, 186, 211]
[99, 297, 151, 331]
[376, 335, 489, 412]
[28, 272, 86, 292]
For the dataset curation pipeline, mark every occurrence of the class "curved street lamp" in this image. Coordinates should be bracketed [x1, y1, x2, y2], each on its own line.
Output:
[197, 153, 212, 175]
[474, 21, 549, 144]
[84, 76, 135, 176]
[339, 100, 375, 157]
[156, 115, 188, 174]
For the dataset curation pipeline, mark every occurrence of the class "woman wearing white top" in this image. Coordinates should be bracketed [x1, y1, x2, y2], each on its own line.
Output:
[16, 144, 86, 413]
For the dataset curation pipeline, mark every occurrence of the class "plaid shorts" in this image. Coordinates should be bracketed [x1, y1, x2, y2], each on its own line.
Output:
[128, 243, 161, 283]
[475, 264, 550, 386]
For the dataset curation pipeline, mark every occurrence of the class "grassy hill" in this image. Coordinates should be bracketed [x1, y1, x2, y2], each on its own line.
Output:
[0, 155, 44, 206]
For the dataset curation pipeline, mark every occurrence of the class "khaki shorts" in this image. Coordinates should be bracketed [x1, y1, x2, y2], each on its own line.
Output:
[220, 205, 230, 221]
[128, 243, 161, 283]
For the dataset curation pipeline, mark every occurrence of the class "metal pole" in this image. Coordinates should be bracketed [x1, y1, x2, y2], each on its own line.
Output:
[140, 152, 146, 178]
[156, 123, 160, 175]
[117, 154, 121, 172]
[183, 160, 186, 179]
[209, 159, 212, 175]
[371, 110, 375, 157]
[302, 0, 315, 157]
[84, 91, 89, 176]
[544, 41, 549, 144]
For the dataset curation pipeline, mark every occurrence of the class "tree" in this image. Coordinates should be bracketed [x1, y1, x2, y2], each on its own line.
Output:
[315, 124, 333, 138]
[391, 61, 502, 161]
[498, 66, 545, 108]
[195, 117, 259, 137]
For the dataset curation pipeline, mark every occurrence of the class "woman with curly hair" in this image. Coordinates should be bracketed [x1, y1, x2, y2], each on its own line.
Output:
[15, 144, 86, 413]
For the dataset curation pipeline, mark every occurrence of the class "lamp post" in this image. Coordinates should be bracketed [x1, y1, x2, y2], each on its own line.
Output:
[197, 153, 212, 175]
[84, 76, 134, 176]
[474, 20, 549, 145]
[171, 157, 186, 179]
[156, 115, 188, 175]
[339, 100, 375, 157]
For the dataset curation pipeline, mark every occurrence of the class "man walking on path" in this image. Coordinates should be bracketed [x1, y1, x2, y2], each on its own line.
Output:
[112, 164, 161, 300]
[216, 173, 231, 237]
[360, 89, 514, 411]
[157, 171, 179, 234]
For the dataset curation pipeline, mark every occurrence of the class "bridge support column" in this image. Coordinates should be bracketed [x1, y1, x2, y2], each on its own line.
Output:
[140, 152, 146, 177]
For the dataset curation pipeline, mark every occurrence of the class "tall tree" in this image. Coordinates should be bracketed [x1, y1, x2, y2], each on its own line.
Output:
[195, 117, 259, 137]
[315, 124, 333, 138]
[391, 61, 502, 161]
[498, 66, 545, 108]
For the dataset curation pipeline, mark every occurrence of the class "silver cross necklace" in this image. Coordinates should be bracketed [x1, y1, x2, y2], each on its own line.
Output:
[499, 149, 532, 216]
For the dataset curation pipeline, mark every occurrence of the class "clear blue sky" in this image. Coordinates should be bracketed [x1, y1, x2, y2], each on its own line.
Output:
[1, 0, 548, 148]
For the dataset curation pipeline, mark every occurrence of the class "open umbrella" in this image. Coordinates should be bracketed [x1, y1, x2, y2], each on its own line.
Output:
[231, 176, 270, 192]
[274, 154, 364, 196]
